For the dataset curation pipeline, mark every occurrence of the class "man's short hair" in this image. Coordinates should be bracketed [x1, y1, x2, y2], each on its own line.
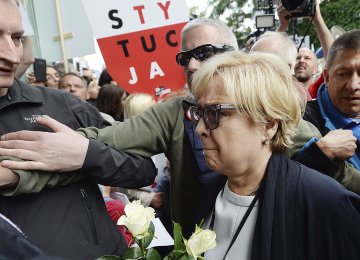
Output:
[326, 29, 360, 69]
[181, 18, 239, 50]
[59, 72, 87, 89]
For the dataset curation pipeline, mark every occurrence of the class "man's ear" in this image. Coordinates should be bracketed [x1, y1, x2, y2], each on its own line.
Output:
[313, 65, 318, 75]
[323, 67, 329, 83]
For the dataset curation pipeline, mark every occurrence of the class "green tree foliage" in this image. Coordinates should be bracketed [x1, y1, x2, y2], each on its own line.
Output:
[192, 0, 359, 49]
[207, 0, 256, 47]
[290, 0, 360, 50]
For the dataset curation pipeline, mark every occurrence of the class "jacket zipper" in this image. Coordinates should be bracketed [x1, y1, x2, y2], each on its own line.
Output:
[80, 188, 99, 245]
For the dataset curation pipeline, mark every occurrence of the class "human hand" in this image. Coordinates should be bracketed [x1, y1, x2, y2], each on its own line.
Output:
[313, 0, 322, 21]
[150, 192, 163, 208]
[0, 116, 89, 172]
[0, 166, 19, 188]
[27, 72, 45, 86]
[277, 3, 291, 32]
[316, 129, 357, 160]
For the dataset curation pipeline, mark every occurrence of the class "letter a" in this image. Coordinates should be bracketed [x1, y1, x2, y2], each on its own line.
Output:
[150, 62, 165, 79]
[129, 67, 138, 84]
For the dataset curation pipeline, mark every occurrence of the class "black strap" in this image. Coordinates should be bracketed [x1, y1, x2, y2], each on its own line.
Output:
[209, 190, 260, 260]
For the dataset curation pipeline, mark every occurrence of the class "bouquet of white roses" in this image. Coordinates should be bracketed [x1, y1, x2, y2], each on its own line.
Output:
[98, 200, 216, 260]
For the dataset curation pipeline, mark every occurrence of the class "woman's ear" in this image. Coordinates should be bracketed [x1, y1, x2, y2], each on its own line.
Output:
[262, 120, 278, 143]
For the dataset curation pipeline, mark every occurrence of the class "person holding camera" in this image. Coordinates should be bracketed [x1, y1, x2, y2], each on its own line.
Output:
[277, 0, 333, 95]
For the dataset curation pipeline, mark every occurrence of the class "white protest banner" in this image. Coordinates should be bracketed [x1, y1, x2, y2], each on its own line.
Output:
[82, 0, 189, 96]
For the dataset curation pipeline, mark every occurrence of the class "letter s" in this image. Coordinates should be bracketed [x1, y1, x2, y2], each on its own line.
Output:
[108, 10, 123, 29]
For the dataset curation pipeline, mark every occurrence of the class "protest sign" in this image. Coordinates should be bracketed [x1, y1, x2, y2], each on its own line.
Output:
[82, 0, 189, 96]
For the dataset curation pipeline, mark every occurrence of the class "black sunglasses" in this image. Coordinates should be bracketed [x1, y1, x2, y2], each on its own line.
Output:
[189, 104, 237, 130]
[176, 44, 235, 67]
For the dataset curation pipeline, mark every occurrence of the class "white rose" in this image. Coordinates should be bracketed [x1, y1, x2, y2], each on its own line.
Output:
[117, 200, 155, 239]
[186, 229, 217, 258]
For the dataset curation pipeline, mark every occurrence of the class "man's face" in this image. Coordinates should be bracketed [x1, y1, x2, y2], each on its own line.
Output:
[180, 25, 224, 90]
[326, 49, 360, 118]
[46, 67, 60, 89]
[59, 75, 88, 101]
[294, 48, 318, 83]
[0, 0, 24, 93]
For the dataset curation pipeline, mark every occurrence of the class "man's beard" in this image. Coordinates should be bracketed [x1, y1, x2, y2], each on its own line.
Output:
[295, 71, 312, 83]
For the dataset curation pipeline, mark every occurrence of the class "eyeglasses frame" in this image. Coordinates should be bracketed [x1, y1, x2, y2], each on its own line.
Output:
[189, 103, 237, 130]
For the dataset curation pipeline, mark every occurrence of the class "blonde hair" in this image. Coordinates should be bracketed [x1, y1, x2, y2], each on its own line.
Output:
[124, 93, 156, 119]
[192, 51, 302, 151]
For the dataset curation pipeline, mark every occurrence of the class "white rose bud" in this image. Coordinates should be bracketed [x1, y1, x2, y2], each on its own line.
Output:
[117, 200, 155, 239]
[186, 229, 217, 258]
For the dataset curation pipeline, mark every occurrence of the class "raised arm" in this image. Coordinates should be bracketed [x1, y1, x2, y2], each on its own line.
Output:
[276, 0, 333, 58]
[276, 3, 291, 33]
[311, 1, 333, 58]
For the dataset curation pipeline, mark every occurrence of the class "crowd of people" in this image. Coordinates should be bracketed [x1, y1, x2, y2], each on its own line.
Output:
[0, 0, 360, 259]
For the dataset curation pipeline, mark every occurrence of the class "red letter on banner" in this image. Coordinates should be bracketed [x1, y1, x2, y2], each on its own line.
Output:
[133, 5, 145, 24]
[157, 1, 171, 20]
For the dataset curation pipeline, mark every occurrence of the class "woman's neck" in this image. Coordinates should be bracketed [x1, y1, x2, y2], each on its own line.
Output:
[227, 153, 270, 196]
[227, 173, 263, 196]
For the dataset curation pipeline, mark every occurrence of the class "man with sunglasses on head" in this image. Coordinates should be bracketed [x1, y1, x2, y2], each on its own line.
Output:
[0, 18, 322, 238]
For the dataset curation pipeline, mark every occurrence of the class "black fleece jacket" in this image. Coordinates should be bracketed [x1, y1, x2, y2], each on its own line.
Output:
[0, 79, 157, 259]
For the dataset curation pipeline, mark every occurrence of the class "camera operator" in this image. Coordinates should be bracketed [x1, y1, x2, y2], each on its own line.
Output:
[277, 0, 333, 97]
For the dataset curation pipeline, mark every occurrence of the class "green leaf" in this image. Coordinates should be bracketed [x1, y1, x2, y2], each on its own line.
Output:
[173, 222, 186, 251]
[142, 221, 155, 249]
[120, 247, 142, 259]
[145, 248, 162, 260]
[96, 256, 122, 260]
[166, 250, 190, 260]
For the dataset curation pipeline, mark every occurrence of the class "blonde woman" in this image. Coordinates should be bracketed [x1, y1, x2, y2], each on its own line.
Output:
[123, 93, 157, 119]
[189, 51, 360, 260]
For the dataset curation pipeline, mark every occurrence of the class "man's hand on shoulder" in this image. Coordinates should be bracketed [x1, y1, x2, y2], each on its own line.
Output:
[0, 116, 89, 172]
[316, 129, 357, 160]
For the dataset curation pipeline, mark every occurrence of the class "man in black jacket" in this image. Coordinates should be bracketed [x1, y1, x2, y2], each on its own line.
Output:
[0, 0, 157, 258]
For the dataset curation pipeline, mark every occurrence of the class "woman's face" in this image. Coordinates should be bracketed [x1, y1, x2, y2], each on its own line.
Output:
[46, 67, 60, 88]
[195, 76, 269, 178]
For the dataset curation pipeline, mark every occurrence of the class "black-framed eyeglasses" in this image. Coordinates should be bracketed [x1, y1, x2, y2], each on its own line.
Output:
[176, 44, 235, 67]
[189, 104, 237, 130]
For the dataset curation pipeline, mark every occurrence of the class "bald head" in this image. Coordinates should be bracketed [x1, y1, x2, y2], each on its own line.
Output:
[251, 31, 297, 70]
[294, 47, 318, 86]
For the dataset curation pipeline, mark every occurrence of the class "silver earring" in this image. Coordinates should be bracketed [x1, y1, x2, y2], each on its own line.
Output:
[263, 139, 270, 145]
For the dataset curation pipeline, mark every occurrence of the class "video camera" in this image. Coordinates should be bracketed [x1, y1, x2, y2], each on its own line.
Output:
[281, 0, 316, 18]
